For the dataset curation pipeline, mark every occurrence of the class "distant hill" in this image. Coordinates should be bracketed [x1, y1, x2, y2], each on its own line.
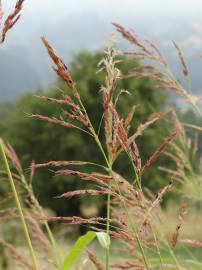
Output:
[0, 11, 202, 101]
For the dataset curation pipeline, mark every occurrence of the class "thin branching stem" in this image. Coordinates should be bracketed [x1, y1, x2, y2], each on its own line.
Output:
[0, 142, 40, 270]
[24, 182, 64, 270]
[77, 91, 150, 270]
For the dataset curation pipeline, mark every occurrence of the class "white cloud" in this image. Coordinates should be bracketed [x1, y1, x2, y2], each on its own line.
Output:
[182, 36, 202, 51]
[4, 0, 202, 24]
[2, 0, 202, 52]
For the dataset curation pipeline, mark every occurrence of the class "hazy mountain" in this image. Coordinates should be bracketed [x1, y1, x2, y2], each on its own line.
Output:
[0, 0, 202, 101]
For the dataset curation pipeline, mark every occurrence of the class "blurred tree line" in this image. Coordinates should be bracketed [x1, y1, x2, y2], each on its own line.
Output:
[0, 51, 179, 217]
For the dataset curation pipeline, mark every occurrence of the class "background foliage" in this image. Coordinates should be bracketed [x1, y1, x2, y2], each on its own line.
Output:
[0, 51, 172, 216]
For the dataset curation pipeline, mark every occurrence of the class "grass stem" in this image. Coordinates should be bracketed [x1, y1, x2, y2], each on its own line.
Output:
[0, 142, 40, 270]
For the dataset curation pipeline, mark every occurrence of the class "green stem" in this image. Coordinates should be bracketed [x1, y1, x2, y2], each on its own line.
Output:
[22, 179, 64, 270]
[78, 97, 111, 270]
[77, 96, 149, 269]
[151, 227, 164, 270]
[0, 142, 40, 270]
[105, 190, 111, 270]
[113, 179, 150, 270]
[105, 161, 112, 270]
[168, 245, 182, 270]
[44, 221, 64, 270]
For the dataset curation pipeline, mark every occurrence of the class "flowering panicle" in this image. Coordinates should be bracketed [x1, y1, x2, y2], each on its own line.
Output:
[58, 189, 113, 198]
[113, 22, 202, 110]
[1, 16, 201, 269]
[31, 114, 75, 128]
[41, 37, 76, 93]
[128, 111, 166, 145]
[0, 0, 25, 43]
[98, 39, 122, 158]
[171, 205, 187, 248]
[172, 41, 189, 77]
[141, 130, 177, 175]
[34, 160, 87, 168]
[111, 262, 144, 269]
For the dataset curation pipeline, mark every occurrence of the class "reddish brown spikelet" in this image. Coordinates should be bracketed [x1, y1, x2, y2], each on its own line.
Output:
[139, 220, 151, 242]
[141, 130, 178, 175]
[55, 168, 87, 177]
[124, 51, 146, 61]
[55, 168, 110, 187]
[112, 171, 142, 202]
[171, 109, 186, 140]
[37, 95, 89, 127]
[132, 142, 141, 173]
[82, 173, 110, 187]
[2, 142, 23, 176]
[113, 22, 151, 55]
[34, 160, 87, 168]
[171, 205, 187, 248]
[36, 215, 109, 225]
[40, 94, 80, 111]
[128, 111, 164, 144]
[0, 0, 25, 43]
[110, 104, 138, 164]
[87, 250, 104, 270]
[100, 89, 113, 150]
[111, 262, 144, 269]
[41, 37, 75, 91]
[110, 230, 134, 242]
[30, 160, 35, 180]
[145, 39, 167, 67]
[117, 122, 139, 164]
[59, 189, 111, 198]
[173, 41, 189, 77]
[150, 179, 173, 209]
[32, 113, 74, 128]
[63, 110, 89, 127]
[124, 105, 137, 131]
[171, 224, 181, 249]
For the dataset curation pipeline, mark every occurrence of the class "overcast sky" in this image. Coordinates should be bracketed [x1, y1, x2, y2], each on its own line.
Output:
[1, 0, 202, 100]
[3, 0, 202, 47]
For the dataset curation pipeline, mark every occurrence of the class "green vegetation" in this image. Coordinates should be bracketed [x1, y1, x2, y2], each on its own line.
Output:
[1, 51, 171, 216]
[0, 1, 202, 269]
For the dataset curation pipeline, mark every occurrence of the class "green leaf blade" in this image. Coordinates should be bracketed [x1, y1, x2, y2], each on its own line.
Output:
[63, 231, 96, 269]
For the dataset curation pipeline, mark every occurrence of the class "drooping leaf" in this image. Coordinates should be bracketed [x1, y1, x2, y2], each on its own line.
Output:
[63, 231, 96, 269]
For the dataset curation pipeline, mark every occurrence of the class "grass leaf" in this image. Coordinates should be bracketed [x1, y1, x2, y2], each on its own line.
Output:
[63, 231, 96, 269]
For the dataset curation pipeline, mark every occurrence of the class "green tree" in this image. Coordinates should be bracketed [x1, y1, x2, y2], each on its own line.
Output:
[2, 51, 171, 216]
[181, 109, 202, 166]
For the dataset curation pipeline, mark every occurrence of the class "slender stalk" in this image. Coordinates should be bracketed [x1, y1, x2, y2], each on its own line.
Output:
[151, 227, 164, 270]
[44, 221, 64, 270]
[167, 244, 182, 270]
[105, 162, 112, 270]
[77, 95, 149, 269]
[78, 96, 111, 270]
[112, 178, 150, 270]
[21, 177, 64, 270]
[0, 142, 40, 270]
[105, 190, 111, 270]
